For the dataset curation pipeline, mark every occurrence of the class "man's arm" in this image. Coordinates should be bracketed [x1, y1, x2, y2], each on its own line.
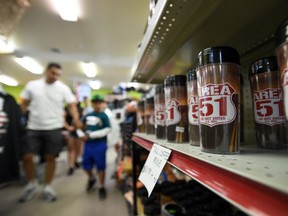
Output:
[66, 103, 82, 128]
[19, 97, 30, 115]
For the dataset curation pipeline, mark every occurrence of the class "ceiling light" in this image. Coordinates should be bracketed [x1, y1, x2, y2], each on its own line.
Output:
[0, 74, 18, 86]
[89, 80, 101, 90]
[81, 62, 97, 78]
[52, 0, 79, 22]
[0, 36, 15, 53]
[14, 56, 44, 74]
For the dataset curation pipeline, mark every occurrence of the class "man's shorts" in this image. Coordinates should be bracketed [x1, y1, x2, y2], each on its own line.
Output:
[22, 129, 63, 156]
[82, 141, 107, 171]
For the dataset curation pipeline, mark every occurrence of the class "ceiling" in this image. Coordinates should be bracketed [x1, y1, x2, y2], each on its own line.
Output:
[0, 0, 150, 90]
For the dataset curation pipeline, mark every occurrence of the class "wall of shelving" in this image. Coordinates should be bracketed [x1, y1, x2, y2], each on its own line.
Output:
[130, 1, 288, 215]
[132, 0, 288, 145]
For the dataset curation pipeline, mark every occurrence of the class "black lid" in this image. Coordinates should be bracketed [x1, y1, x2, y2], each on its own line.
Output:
[249, 56, 278, 76]
[153, 183, 162, 193]
[171, 190, 188, 201]
[137, 100, 145, 106]
[197, 46, 240, 67]
[136, 187, 148, 197]
[145, 97, 154, 104]
[141, 194, 157, 205]
[187, 67, 197, 81]
[144, 203, 161, 215]
[160, 181, 174, 189]
[162, 203, 185, 215]
[275, 18, 288, 48]
[166, 75, 187, 87]
[155, 84, 165, 94]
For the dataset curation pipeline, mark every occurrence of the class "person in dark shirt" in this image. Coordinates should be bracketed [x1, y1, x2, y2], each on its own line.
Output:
[80, 94, 111, 200]
[64, 94, 83, 175]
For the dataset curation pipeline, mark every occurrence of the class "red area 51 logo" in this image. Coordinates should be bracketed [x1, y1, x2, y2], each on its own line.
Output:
[198, 83, 237, 127]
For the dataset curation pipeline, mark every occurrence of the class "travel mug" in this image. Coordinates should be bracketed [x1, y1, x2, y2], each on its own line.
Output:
[187, 67, 200, 146]
[275, 18, 288, 121]
[154, 84, 166, 139]
[197, 46, 240, 154]
[164, 75, 189, 143]
[249, 56, 287, 149]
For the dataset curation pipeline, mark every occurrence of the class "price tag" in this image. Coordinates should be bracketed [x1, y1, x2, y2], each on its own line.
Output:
[138, 143, 171, 196]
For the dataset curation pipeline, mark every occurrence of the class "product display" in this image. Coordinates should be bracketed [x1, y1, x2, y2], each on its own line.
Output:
[137, 100, 146, 133]
[135, 178, 245, 216]
[275, 18, 288, 121]
[249, 56, 287, 149]
[164, 75, 189, 143]
[187, 67, 200, 146]
[3, 1, 288, 216]
[154, 84, 166, 139]
[197, 46, 240, 154]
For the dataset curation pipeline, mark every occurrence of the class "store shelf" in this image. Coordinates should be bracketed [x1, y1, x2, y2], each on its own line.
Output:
[131, 0, 288, 84]
[132, 133, 288, 216]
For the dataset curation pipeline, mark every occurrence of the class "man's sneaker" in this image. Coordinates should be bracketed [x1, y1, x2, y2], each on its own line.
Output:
[99, 187, 107, 200]
[19, 182, 37, 202]
[42, 186, 57, 202]
[67, 167, 74, 176]
[86, 178, 96, 192]
[74, 162, 81, 169]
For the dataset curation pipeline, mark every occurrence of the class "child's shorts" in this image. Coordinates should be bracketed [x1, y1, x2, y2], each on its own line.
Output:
[82, 141, 107, 171]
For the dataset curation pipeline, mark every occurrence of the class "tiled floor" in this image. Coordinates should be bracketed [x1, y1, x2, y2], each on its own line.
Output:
[0, 147, 129, 216]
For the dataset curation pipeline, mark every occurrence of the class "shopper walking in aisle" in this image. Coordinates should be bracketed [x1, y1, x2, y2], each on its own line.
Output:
[80, 94, 111, 200]
[19, 63, 81, 202]
[64, 94, 83, 176]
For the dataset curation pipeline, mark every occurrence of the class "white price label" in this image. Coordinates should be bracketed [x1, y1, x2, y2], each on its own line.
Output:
[138, 144, 171, 196]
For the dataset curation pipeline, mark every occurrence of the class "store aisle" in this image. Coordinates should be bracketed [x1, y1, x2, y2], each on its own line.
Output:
[0, 146, 129, 216]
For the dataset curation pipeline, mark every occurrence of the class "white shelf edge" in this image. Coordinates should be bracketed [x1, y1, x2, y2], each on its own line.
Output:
[133, 133, 288, 195]
[131, 0, 167, 76]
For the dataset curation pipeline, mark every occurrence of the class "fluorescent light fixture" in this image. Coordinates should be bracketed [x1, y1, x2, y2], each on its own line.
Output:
[14, 56, 44, 74]
[0, 74, 18, 86]
[0, 36, 15, 53]
[52, 0, 79, 22]
[81, 62, 97, 78]
[89, 80, 101, 90]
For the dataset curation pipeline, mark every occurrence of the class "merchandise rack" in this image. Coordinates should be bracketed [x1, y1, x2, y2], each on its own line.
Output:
[131, 0, 288, 215]
[132, 133, 288, 216]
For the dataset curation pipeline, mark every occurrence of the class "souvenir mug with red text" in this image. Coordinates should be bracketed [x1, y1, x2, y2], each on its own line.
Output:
[275, 18, 288, 121]
[187, 67, 200, 146]
[249, 56, 287, 149]
[154, 84, 166, 139]
[164, 75, 189, 143]
[197, 46, 240, 154]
